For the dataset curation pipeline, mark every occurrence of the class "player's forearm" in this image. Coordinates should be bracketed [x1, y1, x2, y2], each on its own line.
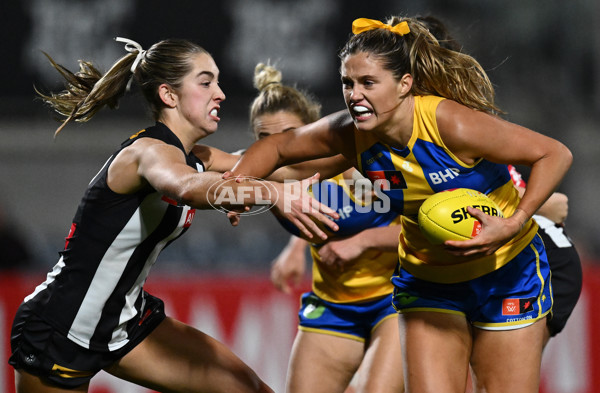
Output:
[355, 224, 402, 252]
[230, 135, 286, 179]
[517, 142, 572, 222]
[177, 171, 275, 209]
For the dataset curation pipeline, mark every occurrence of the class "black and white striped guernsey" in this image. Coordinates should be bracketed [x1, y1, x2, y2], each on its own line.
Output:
[23, 122, 204, 352]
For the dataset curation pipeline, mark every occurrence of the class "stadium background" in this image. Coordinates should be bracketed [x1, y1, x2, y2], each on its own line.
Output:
[0, 1, 598, 392]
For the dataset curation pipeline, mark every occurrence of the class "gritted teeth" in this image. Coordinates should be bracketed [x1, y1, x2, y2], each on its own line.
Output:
[352, 105, 371, 114]
[210, 109, 218, 116]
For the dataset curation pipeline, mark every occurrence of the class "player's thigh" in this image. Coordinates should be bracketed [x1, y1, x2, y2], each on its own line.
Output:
[355, 315, 403, 393]
[105, 317, 272, 393]
[470, 317, 546, 393]
[400, 311, 472, 393]
[286, 329, 364, 393]
[15, 369, 89, 393]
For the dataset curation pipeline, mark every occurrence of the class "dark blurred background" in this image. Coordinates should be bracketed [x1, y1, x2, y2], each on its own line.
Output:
[1, 0, 598, 274]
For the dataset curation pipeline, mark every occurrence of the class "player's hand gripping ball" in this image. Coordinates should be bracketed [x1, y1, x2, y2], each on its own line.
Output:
[418, 188, 504, 245]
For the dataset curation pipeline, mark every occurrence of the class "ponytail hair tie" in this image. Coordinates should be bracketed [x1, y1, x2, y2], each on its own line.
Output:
[262, 81, 282, 89]
[352, 18, 410, 36]
[115, 37, 146, 73]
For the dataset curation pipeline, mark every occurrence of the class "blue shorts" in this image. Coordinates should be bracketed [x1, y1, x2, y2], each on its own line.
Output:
[297, 292, 397, 342]
[391, 234, 552, 330]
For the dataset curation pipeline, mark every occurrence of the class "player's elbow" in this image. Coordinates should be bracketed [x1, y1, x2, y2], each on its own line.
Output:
[554, 141, 573, 174]
[562, 143, 573, 169]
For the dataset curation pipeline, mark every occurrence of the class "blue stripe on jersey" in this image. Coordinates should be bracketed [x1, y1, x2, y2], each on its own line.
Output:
[275, 175, 398, 240]
[411, 139, 511, 193]
[311, 180, 397, 236]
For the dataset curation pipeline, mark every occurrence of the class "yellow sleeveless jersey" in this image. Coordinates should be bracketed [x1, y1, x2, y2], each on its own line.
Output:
[310, 173, 399, 303]
[354, 95, 538, 284]
[274, 172, 400, 303]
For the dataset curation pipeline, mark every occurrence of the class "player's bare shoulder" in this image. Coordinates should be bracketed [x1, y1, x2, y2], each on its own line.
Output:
[107, 138, 168, 194]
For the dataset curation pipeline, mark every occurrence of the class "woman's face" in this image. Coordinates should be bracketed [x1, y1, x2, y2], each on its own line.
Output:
[176, 52, 226, 135]
[340, 51, 404, 131]
[253, 110, 305, 140]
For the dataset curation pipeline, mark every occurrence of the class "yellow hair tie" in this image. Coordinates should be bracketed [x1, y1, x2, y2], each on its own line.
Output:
[352, 18, 410, 36]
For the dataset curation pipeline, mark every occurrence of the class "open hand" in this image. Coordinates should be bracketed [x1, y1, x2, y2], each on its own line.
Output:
[271, 173, 339, 241]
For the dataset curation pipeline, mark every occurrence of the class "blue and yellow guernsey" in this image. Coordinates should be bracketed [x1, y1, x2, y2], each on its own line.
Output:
[276, 172, 400, 303]
[354, 95, 538, 284]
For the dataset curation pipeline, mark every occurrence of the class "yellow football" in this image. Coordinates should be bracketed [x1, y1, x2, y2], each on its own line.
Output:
[418, 188, 503, 245]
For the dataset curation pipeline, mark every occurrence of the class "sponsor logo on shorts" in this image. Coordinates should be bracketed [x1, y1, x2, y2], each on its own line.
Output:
[24, 353, 36, 365]
[502, 297, 536, 315]
[302, 295, 325, 319]
[506, 315, 534, 323]
[394, 292, 419, 306]
[302, 303, 325, 319]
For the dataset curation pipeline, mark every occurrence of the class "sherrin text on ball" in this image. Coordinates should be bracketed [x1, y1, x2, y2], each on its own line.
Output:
[418, 188, 504, 245]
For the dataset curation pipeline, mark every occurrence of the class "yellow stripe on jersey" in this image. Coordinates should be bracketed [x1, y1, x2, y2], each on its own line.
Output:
[354, 95, 539, 284]
[310, 173, 398, 303]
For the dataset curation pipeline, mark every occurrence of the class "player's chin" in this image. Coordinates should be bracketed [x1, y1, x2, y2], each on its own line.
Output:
[203, 123, 219, 135]
[355, 121, 377, 133]
[352, 115, 378, 130]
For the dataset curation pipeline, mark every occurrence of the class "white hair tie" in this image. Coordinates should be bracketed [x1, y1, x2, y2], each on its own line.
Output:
[115, 37, 146, 73]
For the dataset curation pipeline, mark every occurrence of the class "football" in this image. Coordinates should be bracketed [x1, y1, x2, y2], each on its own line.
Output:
[418, 188, 503, 245]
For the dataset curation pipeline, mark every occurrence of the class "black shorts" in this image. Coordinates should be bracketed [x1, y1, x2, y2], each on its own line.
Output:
[8, 291, 166, 389]
[541, 229, 583, 336]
